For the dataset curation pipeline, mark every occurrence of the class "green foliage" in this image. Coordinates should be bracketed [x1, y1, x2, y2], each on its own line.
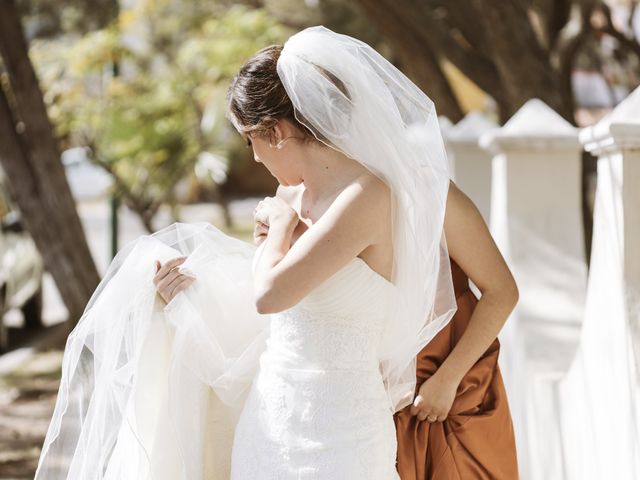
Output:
[17, 0, 119, 38]
[31, 2, 289, 224]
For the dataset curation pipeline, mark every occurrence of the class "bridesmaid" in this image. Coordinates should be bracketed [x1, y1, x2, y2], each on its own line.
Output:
[394, 182, 519, 479]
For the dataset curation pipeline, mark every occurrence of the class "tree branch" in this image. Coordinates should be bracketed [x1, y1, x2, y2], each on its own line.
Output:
[596, 2, 640, 59]
[557, 1, 596, 114]
[357, 0, 464, 121]
[359, 0, 509, 111]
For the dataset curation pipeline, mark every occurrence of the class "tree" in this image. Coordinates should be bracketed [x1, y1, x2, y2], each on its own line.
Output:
[32, 3, 289, 231]
[356, 0, 640, 123]
[0, 0, 100, 326]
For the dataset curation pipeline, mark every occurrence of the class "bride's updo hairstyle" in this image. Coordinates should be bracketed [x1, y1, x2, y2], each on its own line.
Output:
[226, 44, 349, 148]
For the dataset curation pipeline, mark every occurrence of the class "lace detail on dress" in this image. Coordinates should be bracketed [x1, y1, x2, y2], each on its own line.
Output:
[230, 258, 400, 479]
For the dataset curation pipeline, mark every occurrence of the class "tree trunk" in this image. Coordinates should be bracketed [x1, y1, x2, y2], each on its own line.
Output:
[358, 0, 464, 122]
[357, 0, 577, 124]
[469, 0, 574, 121]
[0, 0, 100, 326]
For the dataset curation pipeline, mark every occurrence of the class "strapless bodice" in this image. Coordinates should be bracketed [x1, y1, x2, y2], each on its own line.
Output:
[263, 257, 398, 372]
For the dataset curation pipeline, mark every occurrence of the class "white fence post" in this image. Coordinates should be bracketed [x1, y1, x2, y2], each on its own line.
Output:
[446, 111, 498, 224]
[558, 87, 640, 480]
[479, 99, 588, 480]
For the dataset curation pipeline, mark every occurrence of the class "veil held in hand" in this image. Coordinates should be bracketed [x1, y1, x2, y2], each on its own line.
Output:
[34, 26, 457, 479]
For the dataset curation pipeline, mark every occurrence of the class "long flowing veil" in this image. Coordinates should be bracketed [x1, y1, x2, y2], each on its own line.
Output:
[275, 26, 457, 411]
[35, 25, 457, 479]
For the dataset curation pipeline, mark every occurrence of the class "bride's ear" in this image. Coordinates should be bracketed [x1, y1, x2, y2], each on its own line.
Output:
[267, 121, 283, 148]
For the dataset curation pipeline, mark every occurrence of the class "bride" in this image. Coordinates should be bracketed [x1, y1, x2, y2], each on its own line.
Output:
[33, 26, 505, 479]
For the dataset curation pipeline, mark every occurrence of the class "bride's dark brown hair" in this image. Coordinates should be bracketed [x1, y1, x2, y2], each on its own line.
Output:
[226, 44, 349, 146]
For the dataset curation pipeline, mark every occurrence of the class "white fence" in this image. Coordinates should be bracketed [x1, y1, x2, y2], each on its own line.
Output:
[441, 88, 640, 480]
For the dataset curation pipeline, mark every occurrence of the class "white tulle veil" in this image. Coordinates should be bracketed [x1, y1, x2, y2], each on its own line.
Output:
[35, 25, 457, 479]
[275, 26, 457, 411]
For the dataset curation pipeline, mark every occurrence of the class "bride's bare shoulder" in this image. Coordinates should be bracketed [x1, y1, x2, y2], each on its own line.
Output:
[356, 170, 388, 191]
[351, 171, 390, 208]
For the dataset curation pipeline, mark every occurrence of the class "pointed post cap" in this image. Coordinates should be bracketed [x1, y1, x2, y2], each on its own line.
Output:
[580, 86, 640, 154]
[448, 111, 499, 144]
[480, 99, 579, 152]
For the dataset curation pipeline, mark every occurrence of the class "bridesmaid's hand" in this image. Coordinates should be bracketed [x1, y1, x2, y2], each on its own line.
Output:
[153, 256, 196, 305]
[409, 372, 458, 423]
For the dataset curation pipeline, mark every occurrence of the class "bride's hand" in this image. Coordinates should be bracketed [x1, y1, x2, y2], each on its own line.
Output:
[153, 256, 196, 305]
[409, 372, 458, 423]
[253, 220, 269, 246]
[253, 196, 298, 229]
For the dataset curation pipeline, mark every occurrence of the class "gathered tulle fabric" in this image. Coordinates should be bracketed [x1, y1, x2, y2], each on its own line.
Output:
[35, 222, 269, 479]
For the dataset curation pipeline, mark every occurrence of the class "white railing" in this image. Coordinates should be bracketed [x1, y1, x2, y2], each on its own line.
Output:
[442, 90, 640, 479]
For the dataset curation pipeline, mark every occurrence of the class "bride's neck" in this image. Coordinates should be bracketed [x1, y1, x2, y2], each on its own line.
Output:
[299, 145, 366, 203]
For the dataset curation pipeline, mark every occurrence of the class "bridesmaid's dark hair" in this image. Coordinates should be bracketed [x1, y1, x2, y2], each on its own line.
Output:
[226, 44, 349, 146]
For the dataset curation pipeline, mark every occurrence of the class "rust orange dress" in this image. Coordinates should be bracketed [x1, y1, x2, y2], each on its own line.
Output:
[394, 258, 519, 479]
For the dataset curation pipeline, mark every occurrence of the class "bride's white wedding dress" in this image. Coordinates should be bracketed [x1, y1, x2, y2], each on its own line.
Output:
[35, 222, 402, 479]
[230, 252, 400, 479]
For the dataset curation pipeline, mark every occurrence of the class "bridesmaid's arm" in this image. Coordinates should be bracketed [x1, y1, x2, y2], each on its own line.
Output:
[436, 180, 519, 386]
